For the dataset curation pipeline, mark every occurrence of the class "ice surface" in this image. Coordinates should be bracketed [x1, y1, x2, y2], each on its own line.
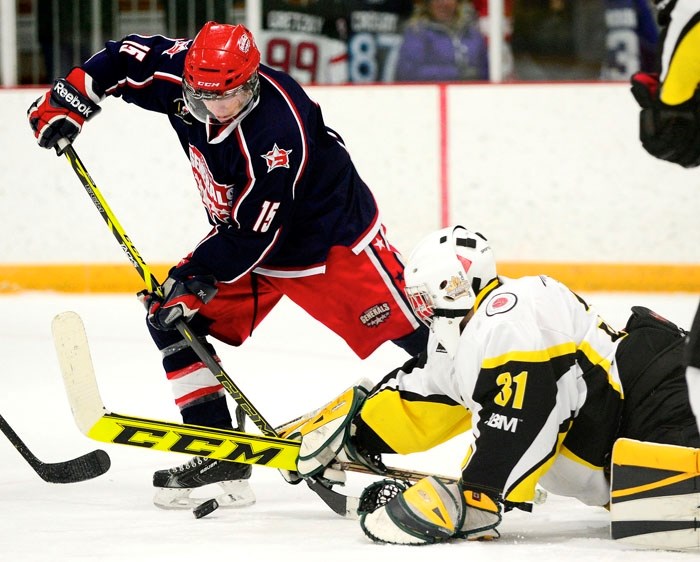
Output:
[0, 291, 697, 561]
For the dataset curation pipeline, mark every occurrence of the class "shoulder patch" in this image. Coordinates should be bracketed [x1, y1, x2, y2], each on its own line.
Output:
[485, 292, 517, 316]
[262, 144, 292, 172]
[163, 39, 191, 58]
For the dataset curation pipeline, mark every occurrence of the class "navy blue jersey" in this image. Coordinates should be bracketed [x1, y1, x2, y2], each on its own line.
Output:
[81, 34, 380, 282]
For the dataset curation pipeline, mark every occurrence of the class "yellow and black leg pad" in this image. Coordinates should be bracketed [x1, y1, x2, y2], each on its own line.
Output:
[610, 438, 700, 550]
[291, 378, 374, 478]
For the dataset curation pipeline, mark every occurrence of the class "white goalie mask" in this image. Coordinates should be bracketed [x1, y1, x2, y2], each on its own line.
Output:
[404, 226, 497, 357]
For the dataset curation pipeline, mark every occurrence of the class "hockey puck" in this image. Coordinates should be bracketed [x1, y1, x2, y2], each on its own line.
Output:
[193, 498, 219, 519]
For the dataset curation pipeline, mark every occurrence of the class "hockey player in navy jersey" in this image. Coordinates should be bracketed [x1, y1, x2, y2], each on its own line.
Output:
[27, 22, 427, 509]
[290, 226, 700, 547]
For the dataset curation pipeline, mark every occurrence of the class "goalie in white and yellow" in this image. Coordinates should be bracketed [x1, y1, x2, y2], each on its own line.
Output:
[291, 225, 700, 549]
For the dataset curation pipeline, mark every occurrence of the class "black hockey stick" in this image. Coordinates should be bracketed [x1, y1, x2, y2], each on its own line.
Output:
[57, 140, 356, 516]
[0, 413, 110, 483]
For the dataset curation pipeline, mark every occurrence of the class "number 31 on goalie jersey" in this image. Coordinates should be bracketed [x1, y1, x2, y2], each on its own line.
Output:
[494, 371, 528, 409]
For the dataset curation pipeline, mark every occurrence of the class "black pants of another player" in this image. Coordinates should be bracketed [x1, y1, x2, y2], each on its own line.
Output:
[615, 306, 700, 448]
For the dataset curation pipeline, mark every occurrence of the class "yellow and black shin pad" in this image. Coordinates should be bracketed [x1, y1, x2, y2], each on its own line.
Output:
[610, 438, 700, 550]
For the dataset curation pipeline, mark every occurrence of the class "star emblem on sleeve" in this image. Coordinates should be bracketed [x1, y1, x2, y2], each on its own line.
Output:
[262, 144, 293, 172]
[372, 235, 386, 251]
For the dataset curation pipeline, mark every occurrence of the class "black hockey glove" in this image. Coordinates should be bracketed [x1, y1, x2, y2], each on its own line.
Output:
[630, 72, 700, 168]
[141, 262, 218, 331]
[27, 68, 102, 153]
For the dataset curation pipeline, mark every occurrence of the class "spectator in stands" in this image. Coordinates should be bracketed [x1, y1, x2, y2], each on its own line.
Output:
[343, 0, 414, 83]
[395, 0, 489, 82]
[600, 0, 659, 80]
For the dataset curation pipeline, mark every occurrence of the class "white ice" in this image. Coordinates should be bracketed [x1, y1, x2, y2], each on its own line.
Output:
[0, 291, 698, 561]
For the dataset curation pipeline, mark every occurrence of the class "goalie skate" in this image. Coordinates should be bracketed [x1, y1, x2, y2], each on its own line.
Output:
[153, 456, 256, 510]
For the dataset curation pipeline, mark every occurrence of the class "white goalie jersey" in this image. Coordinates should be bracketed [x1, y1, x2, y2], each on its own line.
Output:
[360, 275, 626, 507]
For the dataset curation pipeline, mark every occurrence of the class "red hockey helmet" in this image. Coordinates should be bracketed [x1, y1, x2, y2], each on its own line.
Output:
[183, 22, 261, 125]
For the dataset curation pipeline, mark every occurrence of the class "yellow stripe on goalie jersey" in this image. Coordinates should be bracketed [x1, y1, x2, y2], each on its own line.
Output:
[577, 340, 621, 396]
[559, 444, 604, 471]
[500, 431, 569, 503]
[361, 389, 472, 455]
[482, 341, 622, 396]
[480, 342, 577, 370]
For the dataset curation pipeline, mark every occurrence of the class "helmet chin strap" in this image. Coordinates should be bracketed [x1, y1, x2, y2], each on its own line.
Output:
[433, 308, 470, 319]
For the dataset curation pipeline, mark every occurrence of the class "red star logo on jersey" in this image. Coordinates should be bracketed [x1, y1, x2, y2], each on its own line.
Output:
[262, 144, 292, 172]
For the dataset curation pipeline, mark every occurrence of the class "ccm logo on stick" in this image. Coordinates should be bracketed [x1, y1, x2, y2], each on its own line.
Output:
[111, 424, 285, 465]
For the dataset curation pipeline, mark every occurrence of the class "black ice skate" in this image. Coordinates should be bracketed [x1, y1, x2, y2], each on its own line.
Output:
[152, 457, 255, 510]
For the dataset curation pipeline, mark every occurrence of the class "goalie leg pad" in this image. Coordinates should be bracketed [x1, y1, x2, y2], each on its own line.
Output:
[291, 379, 373, 478]
[610, 438, 700, 551]
[277, 378, 375, 440]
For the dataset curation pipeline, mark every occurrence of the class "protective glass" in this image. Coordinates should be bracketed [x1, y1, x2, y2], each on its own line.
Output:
[183, 72, 259, 125]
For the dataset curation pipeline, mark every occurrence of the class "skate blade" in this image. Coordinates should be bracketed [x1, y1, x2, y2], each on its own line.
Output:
[153, 479, 256, 510]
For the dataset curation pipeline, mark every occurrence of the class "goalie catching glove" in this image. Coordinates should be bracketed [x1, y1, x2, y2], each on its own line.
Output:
[630, 72, 700, 168]
[27, 68, 103, 152]
[359, 476, 502, 545]
[284, 378, 385, 485]
[139, 260, 218, 331]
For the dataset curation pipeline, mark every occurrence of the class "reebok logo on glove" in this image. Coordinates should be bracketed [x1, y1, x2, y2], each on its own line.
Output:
[53, 81, 96, 118]
[27, 67, 103, 151]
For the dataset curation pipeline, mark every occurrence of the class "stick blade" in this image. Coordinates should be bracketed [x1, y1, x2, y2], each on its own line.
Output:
[306, 479, 359, 519]
[1, 413, 111, 484]
[36, 448, 111, 484]
[52, 311, 108, 435]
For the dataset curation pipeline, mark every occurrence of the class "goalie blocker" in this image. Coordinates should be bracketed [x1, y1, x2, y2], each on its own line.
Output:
[610, 438, 700, 551]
